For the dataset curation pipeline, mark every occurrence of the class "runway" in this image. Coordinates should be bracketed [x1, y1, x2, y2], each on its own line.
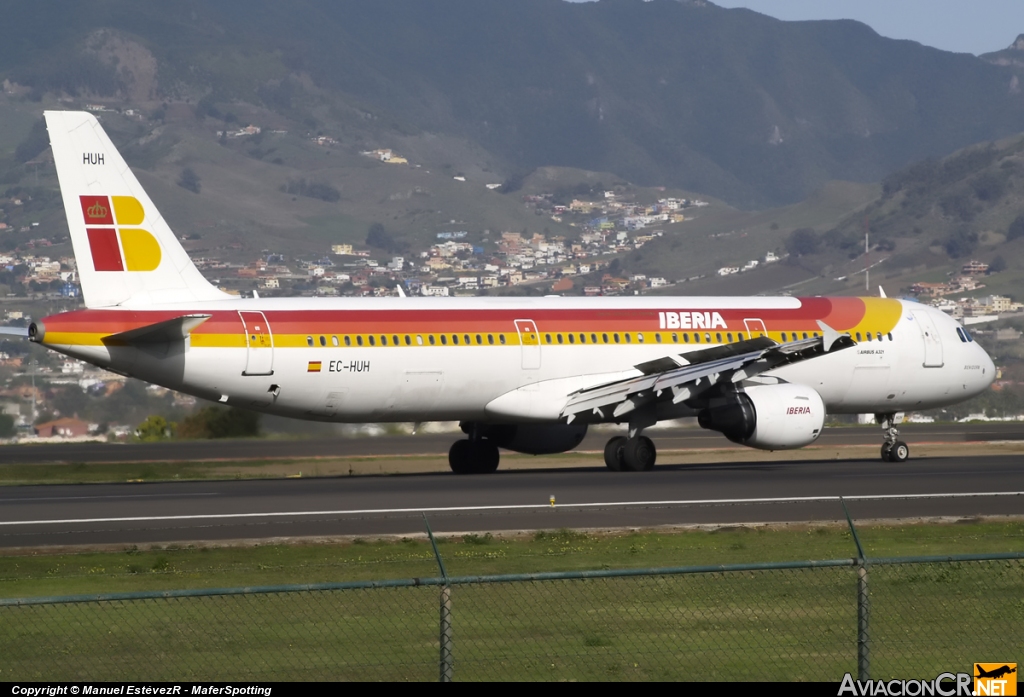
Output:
[1, 422, 1022, 465]
[1, 451, 1022, 548]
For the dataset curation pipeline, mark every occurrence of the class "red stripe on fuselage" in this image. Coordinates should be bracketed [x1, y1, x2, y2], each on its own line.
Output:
[39, 297, 868, 338]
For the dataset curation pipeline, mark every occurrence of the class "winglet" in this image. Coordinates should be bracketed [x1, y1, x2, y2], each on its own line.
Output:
[816, 320, 842, 352]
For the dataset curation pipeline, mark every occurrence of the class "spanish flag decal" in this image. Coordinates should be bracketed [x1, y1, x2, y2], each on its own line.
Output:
[307, 361, 322, 373]
[81, 195, 161, 272]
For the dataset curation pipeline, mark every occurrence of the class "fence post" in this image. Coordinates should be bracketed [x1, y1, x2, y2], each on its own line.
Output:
[424, 514, 453, 682]
[841, 497, 870, 682]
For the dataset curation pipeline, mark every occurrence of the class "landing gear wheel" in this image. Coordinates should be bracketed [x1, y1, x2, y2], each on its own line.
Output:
[470, 440, 500, 474]
[449, 439, 473, 474]
[888, 440, 910, 463]
[622, 435, 657, 472]
[604, 436, 627, 471]
[449, 439, 500, 474]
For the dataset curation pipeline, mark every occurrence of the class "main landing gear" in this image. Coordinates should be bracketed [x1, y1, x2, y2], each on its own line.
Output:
[603, 434, 657, 472]
[448, 425, 500, 475]
[877, 412, 910, 463]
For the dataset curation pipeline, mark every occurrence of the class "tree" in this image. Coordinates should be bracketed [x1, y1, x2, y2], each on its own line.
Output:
[177, 406, 260, 439]
[366, 223, 402, 253]
[136, 415, 173, 441]
[785, 228, 819, 257]
[1007, 214, 1024, 242]
[178, 168, 201, 194]
[0, 414, 15, 438]
[988, 255, 1007, 273]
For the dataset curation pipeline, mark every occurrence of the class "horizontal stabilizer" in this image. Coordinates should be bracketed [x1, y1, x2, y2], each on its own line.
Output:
[0, 326, 29, 338]
[102, 315, 211, 345]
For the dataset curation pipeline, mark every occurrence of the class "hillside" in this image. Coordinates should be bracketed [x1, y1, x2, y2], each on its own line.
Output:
[1, 0, 1023, 208]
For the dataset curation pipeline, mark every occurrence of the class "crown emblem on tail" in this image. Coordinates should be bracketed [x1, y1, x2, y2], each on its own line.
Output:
[86, 201, 108, 219]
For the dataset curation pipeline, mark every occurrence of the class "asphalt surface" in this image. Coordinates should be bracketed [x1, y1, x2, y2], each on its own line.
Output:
[1, 451, 1021, 548]
[2, 422, 1023, 464]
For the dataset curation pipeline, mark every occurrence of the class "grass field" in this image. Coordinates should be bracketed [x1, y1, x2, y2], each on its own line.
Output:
[0, 522, 1020, 681]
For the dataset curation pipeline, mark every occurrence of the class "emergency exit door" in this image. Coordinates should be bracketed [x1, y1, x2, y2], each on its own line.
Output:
[514, 319, 541, 370]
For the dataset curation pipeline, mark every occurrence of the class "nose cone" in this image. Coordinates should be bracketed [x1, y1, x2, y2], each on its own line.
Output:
[979, 344, 997, 390]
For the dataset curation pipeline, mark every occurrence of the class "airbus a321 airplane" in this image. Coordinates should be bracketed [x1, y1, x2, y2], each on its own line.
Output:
[19, 111, 996, 473]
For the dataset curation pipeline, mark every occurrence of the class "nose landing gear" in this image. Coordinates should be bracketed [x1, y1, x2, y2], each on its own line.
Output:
[877, 412, 909, 462]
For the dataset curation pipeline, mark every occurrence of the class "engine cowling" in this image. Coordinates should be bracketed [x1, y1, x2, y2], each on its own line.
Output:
[697, 383, 825, 450]
[482, 423, 588, 455]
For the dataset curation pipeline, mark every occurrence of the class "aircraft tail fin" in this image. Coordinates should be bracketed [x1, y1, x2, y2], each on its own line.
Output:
[44, 111, 231, 308]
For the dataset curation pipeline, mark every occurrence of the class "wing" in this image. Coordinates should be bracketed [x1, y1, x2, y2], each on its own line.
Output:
[562, 324, 855, 424]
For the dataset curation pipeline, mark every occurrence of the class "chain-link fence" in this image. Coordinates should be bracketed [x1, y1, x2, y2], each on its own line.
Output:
[1, 554, 1021, 681]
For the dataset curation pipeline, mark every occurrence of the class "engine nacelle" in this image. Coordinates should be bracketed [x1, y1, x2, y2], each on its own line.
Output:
[697, 383, 825, 450]
[481, 423, 589, 455]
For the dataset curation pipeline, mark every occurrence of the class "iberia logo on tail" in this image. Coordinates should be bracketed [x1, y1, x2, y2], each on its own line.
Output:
[80, 195, 161, 272]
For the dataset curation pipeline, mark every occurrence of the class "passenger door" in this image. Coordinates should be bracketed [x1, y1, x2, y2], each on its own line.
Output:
[239, 311, 274, 376]
[514, 319, 541, 370]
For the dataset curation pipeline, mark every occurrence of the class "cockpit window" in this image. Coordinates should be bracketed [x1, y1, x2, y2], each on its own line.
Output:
[956, 327, 967, 343]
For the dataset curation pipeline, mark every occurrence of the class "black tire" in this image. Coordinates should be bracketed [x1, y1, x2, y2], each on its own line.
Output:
[881, 442, 893, 462]
[604, 436, 626, 471]
[889, 440, 910, 463]
[472, 440, 500, 474]
[448, 439, 472, 474]
[622, 435, 656, 472]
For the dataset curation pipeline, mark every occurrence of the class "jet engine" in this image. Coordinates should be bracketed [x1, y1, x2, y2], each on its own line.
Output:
[479, 423, 589, 455]
[697, 383, 825, 450]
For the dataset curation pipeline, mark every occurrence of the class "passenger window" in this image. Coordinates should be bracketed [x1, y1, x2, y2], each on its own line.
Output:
[394, 335, 400, 345]
[876, 332, 882, 342]
[405, 335, 412, 346]
[802, 332, 808, 340]
[624, 333, 631, 343]
[887, 333, 893, 341]
[705, 333, 711, 343]
[568, 333, 575, 344]
[613, 333, 620, 343]
[416, 335, 423, 345]
[331, 336, 339, 347]
[579, 333, 586, 344]
[866, 333, 873, 342]
[441, 335, 448, 345]
[602, 333, 608, 343]
[369, 336, 376, 346]
[813, 332, 819, 338]
[453, 335, 459, 345]
[727, 333, 733, 342]
[306, 336, 314, 347]
[557, 334, 564, 344]
[500, 335, 506, 345]
[319, 335, 326, 347]
[655, 333, 662, 343]
[738, 333, 744, 341]
[357, 336, 364, 346]
[429, 335, 436, 345]
[382, 336, 389, 346]
[464, 334, 470, 345]
[856, 332, 862, 342]
[591, 333, 598, 344]
[781, 333, 787, 342]
[476, 335, 482, 345]
[345, 336, 352, 347]
[672, 332, 679, 343]
[693, 333, 700, 343]
[487, 334, 494, 345]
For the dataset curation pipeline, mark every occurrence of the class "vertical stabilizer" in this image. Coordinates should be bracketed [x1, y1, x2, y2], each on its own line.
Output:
[45, 111, 231, 308]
